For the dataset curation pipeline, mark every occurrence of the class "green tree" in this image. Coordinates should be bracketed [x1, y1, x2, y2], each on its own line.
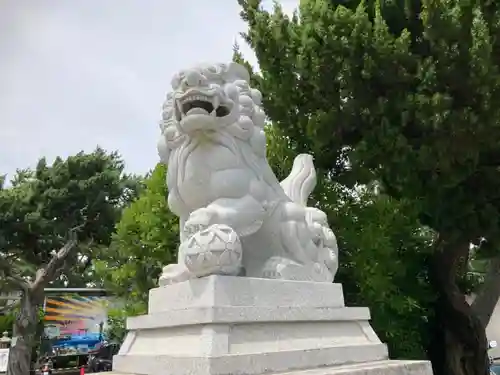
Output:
[333, 186, 436, 359]
[0, 313, 14, 335]
[0, 148, 140, 287]
[238, 0, 500, 374]
[105, 308, 127, 344]
[0, 148, 139, 375]
[94, 163, 179, 315]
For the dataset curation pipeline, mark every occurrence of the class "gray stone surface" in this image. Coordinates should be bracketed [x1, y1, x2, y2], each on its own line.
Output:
[149, 275, 345, 312]
[112, 276, 433, 375]
[108, 360, 432, 375]
[114, 345, 388, 375]
[273, 361, 433, 375]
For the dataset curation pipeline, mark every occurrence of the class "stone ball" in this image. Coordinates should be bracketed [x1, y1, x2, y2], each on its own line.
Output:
[182, 224, 242, 277]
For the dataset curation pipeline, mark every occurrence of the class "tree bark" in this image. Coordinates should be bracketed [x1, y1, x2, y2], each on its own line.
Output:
[4, 228, 79, 375]
[7, 290, 41, 375]
[428, 236, 489, 375]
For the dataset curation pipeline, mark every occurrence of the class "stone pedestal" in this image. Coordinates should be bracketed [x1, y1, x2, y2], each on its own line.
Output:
[113, 276, 432, 375]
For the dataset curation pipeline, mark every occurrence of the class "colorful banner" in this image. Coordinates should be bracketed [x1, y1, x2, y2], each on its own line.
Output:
[42, 294, 109, 357]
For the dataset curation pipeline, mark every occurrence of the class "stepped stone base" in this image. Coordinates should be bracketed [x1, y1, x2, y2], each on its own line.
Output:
[112, 276, 433, 375]
[106, 361, 432, 375]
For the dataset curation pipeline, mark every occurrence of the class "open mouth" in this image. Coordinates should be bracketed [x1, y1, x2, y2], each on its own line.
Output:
[176, 94, 230, 120]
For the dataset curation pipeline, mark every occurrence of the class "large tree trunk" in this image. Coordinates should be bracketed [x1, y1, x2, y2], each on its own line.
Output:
[7, 291, 41, 375]
[4, 231, 79, 375]
[428, 238, 489, 375]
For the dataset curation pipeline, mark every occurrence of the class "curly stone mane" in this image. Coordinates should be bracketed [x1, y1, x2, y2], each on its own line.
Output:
[157, 63, 274, 192]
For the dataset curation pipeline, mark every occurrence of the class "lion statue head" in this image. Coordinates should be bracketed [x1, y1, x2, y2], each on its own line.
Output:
[157, 62, 268, 164]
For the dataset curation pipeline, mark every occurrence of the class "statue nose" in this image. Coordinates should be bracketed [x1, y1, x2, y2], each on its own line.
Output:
[185, 70, 205, 87]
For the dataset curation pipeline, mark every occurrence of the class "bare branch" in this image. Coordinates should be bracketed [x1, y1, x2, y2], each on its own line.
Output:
[0, 259, 30, 292]
[5, 275, 30, 292]
[31, 225, 82, 292]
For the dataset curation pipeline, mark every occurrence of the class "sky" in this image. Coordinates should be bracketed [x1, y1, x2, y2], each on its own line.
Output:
[0, 0, 297, 181]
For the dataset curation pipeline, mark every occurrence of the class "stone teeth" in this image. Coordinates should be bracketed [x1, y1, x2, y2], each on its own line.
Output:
[210, 97, 220, 116]
[180, 94, 211, 104]
[212, 96, 219, 109]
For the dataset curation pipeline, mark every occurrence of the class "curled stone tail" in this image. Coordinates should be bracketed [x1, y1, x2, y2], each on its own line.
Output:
[280, 154, 317, 206]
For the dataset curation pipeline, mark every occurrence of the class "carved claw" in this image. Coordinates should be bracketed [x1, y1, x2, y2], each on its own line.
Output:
[261, 256, 333, 283]
[184, 207, 218, 237]
[158, 264, 193, 286]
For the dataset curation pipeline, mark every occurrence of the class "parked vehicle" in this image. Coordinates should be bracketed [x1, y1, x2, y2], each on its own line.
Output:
[86, 342, 120, 373]
[489, 340, 500, 375]
[38, 359, 53, 375]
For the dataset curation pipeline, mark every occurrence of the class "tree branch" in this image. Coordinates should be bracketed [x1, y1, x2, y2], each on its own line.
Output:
[471, 255, 500, 327]
[31, 226, 82, 293]
[0, 259, 30, 292]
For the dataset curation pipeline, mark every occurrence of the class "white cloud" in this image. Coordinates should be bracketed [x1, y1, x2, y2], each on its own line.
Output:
[0, 0, 298, 180]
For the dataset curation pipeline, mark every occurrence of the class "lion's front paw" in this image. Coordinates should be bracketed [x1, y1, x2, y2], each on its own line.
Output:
[261, 257, 333, 283]
[158, 264, 193, 286]
[184, 207, 218, 238]
[182, 224, 242, 278]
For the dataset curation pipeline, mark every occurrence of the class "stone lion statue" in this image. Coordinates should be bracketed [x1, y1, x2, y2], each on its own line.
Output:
[156, 62, 338, 285]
